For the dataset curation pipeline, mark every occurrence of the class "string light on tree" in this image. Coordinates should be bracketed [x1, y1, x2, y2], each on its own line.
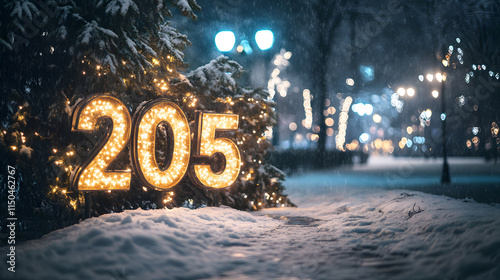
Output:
[302, 89, 313, 129]
[336, 96, 353, 151]
[266, 48, 293, 140]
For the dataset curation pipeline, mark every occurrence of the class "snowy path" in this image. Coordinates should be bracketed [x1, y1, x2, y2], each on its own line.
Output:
[219, 189, 500, 280]
[2, 157, 500, 280]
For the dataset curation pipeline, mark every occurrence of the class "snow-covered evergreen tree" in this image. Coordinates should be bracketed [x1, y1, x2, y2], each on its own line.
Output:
[178, 56, 293, 210]
[0, 0, 291, 238]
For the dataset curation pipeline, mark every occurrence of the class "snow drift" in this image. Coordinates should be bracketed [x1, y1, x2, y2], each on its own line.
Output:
[2, 189, 500, 280]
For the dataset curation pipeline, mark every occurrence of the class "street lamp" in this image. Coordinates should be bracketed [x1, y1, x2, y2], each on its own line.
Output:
[421, 71, 450, 184]
[407, 88, 415, 97]
[255, 30, 274, 50]
[214, 29, 278, 146]
[215, 31, 236, 52]
[397, 87, 415, 97]
[435, 73, 443, 83]
[438, 72, 451, 184]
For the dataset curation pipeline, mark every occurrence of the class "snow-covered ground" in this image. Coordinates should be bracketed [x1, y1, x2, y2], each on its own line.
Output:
[2, 157, 500, 280]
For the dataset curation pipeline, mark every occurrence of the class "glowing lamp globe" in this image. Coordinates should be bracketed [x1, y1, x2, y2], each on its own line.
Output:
[255, 30, 274, 50]
[215, 31, 236, 52]
[359, 133, 370, 143]
[364, 104, 373, 115]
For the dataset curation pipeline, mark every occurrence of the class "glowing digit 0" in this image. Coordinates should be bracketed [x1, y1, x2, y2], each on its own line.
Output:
[71, 95, 132, 191]
[191, 113, 241, 188]
[131, 100, 191, 190]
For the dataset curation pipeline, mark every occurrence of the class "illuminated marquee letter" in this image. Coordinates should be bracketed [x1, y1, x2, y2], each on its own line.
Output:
[191, 113, 241, 188]
[71, 95, 132, 191]
[131, 100, 191, 190]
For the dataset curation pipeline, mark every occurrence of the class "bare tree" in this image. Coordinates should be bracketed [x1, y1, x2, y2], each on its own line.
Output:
[307, 0, 348, 166]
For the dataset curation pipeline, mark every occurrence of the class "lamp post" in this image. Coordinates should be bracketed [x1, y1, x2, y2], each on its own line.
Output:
[215, 29, 278, 146]
[431, 0, 451, 184]
[422, 71, 451, 184]
[398, 73, 451, 184]
[439, 72, 451, 184]
[253, 30, 279, 147]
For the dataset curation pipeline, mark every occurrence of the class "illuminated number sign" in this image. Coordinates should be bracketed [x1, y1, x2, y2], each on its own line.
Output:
[70, 95, 241, 191]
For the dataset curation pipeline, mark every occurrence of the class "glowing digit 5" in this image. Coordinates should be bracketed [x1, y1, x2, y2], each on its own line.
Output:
[191, 113, 242, 189]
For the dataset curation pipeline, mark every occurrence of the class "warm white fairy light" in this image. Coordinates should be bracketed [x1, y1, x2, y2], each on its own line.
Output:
[155, 79, 169, 91]
[134, 101, 190, 190]
[492, 122, 499, 138]
[302, 89, 313, 129]
[69, 199, 77, 210]
[336, 96, 353, 151]
[266, 48, 292, 139]
[194, 113, 241, 189]
[72, 95, 132, 191]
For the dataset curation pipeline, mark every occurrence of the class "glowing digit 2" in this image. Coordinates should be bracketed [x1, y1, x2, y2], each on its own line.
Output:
[71, 95, 132, 191]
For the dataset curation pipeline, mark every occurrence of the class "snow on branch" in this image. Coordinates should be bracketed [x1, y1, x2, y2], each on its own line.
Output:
[157, 23, 190, 61]
[97, 0, 139, 16]
[137, 40, 157, 57]
[78, 20, 118, 45]
[186, 56, 243, 95]
[0, 38, 11, 50]
[173, 0, 200, 20]
[123, 32, 138, 54]
[9, 0, 39, 21]
[102, 54, 118, 73]
[57, 26, 68, 40]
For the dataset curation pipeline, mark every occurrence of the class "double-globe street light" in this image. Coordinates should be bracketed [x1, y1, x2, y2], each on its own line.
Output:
[215, 30, 274, 53]
[214, 29, 279, 145]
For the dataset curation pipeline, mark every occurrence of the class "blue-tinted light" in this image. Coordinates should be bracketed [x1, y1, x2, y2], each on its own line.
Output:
[241, 40, 253, 54]
[407, 139, 413, 148]
[352, 103, 373, 116]
[360, 65, 374, 81]
[215, 31, 236, 52]
[364, 104, 373, 115]
[255, 30, 274, 50]
[359, 133, 370, 143]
